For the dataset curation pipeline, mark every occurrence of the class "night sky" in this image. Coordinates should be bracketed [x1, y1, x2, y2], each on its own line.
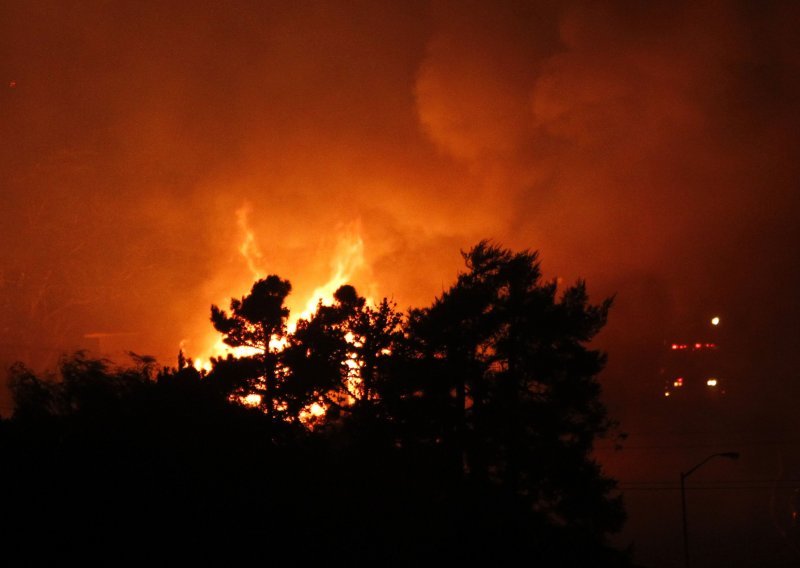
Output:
[2, 2, 800, 565]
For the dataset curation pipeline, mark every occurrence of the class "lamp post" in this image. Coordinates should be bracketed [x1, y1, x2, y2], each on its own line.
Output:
[680, 451, 740, 568]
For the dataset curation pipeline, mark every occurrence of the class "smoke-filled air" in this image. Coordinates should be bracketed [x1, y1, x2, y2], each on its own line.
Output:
[2, 2, 800, 563]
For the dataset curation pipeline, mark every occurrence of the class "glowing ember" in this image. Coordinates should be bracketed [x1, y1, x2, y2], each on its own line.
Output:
[297, 400, 328, 427]
[241, 393, 263, 407]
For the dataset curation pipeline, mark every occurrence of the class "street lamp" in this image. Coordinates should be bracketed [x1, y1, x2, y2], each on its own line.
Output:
[680, 451, 740, 568]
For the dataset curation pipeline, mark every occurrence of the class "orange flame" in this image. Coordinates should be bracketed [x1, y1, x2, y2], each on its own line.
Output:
[187, 208, 370, 376]
[291, 221, 366, 330]
[236, 206, 266, 280]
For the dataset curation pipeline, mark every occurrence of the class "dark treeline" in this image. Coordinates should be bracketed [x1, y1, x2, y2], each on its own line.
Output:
[0, 242, 632, 566]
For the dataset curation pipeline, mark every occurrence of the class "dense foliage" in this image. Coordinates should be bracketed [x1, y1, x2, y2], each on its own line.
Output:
[0, 242, 629, 566]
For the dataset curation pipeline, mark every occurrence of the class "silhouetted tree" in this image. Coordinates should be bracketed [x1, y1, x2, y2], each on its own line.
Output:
[283, 285, 404, 426]
[406, 241, 625, 546]
[8, 351, 153, 421]
[210, 275, 291, 418]
[1, 352, 283, 562]
[0, 242, 631, 566]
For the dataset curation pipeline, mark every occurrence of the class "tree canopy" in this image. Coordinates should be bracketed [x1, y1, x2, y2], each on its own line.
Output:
[1, 241, 630, 566]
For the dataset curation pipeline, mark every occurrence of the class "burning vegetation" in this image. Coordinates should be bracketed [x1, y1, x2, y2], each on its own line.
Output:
[0, 242, 629, 566]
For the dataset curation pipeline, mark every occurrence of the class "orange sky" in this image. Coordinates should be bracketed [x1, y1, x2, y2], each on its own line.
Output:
[1, 0, 799, 413]
[3, 4, 800, 564]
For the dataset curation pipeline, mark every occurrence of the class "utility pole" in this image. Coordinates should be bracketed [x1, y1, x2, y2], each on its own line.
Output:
[680, 451, 740, 568]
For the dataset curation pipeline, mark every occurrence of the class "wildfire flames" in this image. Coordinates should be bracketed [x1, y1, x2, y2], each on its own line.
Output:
[187, 206, 371, 378]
